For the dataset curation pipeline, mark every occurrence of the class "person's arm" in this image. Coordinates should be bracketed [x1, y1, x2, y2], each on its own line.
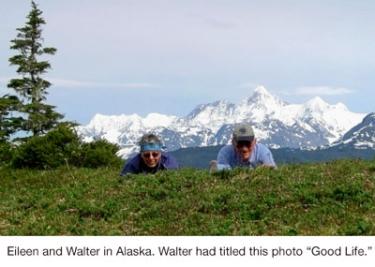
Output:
[217, 146, 232, 171]
[164, 154, 179, 169]
[258, 146, 277, 169]
[119, 156, 140, 176]
[120, 162, 136, 176]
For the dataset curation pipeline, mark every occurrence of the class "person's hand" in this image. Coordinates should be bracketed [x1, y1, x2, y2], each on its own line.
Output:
[209, 160, 218, 173]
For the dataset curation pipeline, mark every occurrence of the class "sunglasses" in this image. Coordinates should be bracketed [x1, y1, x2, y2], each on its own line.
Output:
[236, 140, 252, 148]
[142, 152, 161, 159]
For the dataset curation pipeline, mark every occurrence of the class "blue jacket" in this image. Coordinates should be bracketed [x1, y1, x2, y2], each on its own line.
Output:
[120, 153, 179, 176]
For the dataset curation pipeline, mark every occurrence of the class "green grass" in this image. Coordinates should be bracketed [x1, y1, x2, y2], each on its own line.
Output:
[1, 159, 375, 235]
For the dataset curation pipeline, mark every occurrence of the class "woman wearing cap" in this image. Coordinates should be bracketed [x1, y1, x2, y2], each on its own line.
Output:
[210, 123, 276, 172]
[120, 133, 179, 175]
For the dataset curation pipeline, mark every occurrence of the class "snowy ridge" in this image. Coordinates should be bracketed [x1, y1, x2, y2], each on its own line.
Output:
[77, 86, 366, 158]
[331, 113, 375, 149]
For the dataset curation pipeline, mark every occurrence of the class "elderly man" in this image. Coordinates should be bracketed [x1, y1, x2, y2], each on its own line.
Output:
[211, 124, 276, 172]
[120, 133, 179, 175]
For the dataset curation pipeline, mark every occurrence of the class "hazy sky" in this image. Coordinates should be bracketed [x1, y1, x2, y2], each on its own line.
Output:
[1, 0, 374, 124]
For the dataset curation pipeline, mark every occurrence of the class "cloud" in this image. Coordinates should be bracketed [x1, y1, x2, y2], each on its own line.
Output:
[291, 86, 354, 96]
[49, 78, 159, 89]
[0, 76, 159, 89]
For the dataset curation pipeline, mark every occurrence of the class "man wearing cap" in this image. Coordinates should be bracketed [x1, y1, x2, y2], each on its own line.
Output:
[211, 124, 276, 172]
[120, 133, 179, 175]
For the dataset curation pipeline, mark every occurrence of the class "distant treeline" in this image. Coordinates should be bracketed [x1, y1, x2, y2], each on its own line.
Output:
[170, 145, 375, 169]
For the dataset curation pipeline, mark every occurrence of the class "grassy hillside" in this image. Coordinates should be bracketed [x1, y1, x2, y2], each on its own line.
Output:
[1, 159, 375, 235]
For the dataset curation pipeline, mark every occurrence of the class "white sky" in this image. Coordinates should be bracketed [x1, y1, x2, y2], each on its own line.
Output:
[1, 0, 374, 123]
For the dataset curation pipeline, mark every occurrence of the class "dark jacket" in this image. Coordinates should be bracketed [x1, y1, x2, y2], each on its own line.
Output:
[120, 153, 179, 176]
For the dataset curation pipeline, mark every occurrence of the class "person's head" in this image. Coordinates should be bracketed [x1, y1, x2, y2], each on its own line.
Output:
[232, 124, 256, 161]
[139, 133, 163, 168]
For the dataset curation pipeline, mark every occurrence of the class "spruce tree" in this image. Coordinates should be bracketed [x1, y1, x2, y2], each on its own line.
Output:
[0, 94, 23, 142]
[7, 1, 63, 136]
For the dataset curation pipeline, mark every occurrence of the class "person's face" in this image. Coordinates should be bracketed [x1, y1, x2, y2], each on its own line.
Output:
[141, 151, 161, 168]
[234, 139, 255, 161]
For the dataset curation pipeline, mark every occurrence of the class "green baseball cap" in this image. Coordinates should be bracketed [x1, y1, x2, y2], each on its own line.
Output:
[233, 124, 255, 141]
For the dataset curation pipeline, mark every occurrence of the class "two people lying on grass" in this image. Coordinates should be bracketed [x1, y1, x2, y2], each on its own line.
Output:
[120, 133, 179, 176]
[209, 123, 277, 172]
[120, 123, 276, 175]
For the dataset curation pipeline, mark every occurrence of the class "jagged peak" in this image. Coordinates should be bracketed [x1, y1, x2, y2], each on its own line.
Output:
[304, 96, 329, 109]
[253, 85, 273, 97]
[242, 86, 285, 108]
[186, 99, 234, 119]
[208, 99, 232, 106]
[143, 113, 176, 128]
[308, 96, 326, 103]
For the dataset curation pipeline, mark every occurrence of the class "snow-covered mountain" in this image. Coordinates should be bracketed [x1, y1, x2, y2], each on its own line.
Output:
[330, 113, 375, 149]
[77, 86, 366, 158]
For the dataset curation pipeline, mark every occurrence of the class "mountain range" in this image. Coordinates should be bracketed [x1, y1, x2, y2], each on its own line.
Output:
[77, 86, 368, 158]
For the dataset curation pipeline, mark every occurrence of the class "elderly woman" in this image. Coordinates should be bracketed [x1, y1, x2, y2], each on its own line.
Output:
[120, 133, 179, 175]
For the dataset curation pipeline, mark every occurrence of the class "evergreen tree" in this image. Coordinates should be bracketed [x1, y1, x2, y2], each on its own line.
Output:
[0, 94, 23, 142]
[7, 1, 63, 136]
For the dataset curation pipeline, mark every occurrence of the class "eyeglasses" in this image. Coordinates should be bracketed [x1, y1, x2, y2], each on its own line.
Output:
[142, 152, 161, 159]
[236, 141, 252, 148]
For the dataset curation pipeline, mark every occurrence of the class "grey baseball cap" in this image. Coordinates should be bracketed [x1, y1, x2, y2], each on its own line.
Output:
[233, 124, 255, 141]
